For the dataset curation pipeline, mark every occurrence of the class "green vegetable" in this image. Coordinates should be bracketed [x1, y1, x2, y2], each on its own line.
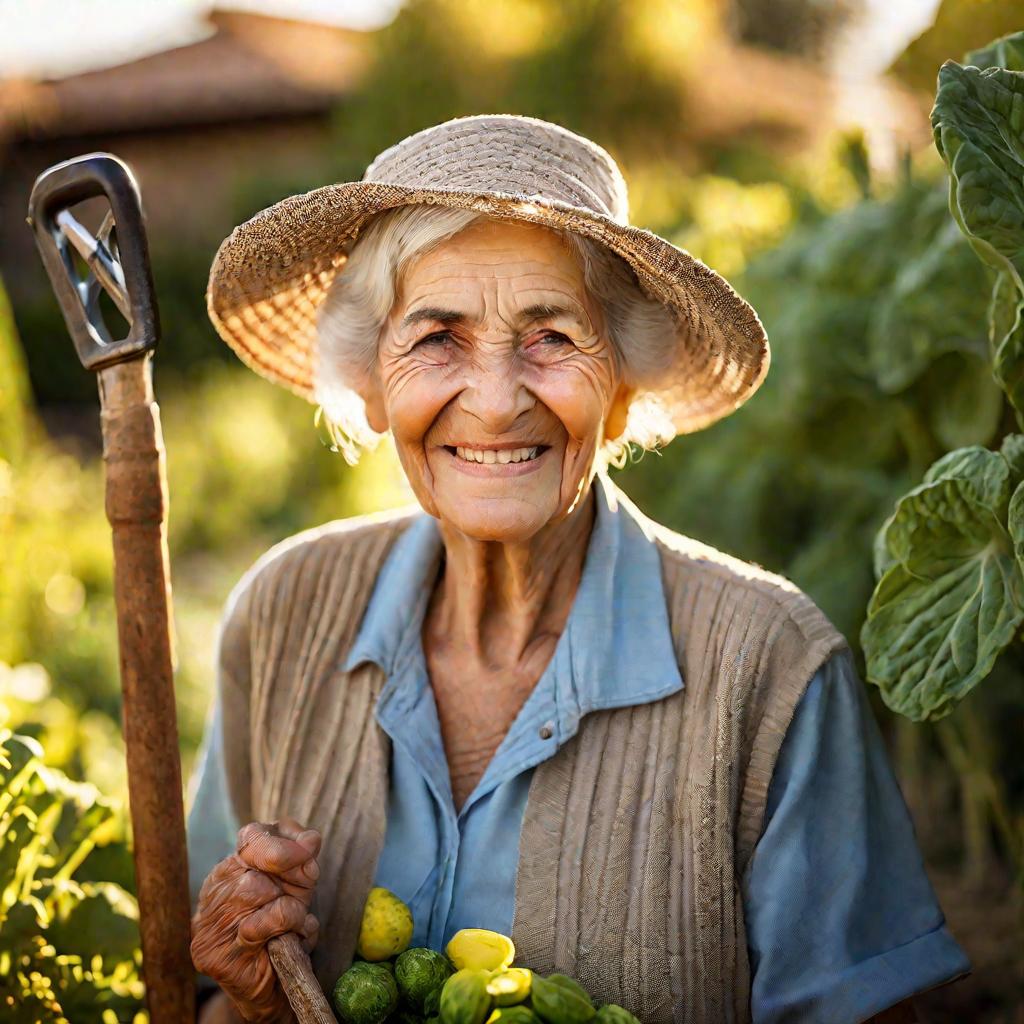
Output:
[424, 985, 442, 1017]
[439, 968, 492, 1024]
[488, 1008, 541, 1022]
[594, 1005, 642, 1023]
[486, 968, 532, 1006]
[530, 974, 596, 1024]
[332, 961, 400, 1024]
[352, 957, 395, 974]
[396, 947, 455, 1014]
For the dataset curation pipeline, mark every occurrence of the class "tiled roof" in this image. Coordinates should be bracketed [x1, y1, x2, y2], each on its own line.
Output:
[1, 10, 369, 142]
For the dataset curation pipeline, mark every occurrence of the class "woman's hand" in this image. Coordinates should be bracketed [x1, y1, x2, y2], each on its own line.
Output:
[190, 817, 321, 1023]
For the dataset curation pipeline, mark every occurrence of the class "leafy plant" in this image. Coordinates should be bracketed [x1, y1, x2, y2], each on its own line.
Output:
[862, 33, 1024, 722]
[865, 443, 1024, 720]
[618, 37, 1024, 947]
[934, 41, 1024, 426]
[0, 723, 144, 1023]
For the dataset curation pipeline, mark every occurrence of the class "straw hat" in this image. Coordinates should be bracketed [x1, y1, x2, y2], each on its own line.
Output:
[207, 113, 769, 436]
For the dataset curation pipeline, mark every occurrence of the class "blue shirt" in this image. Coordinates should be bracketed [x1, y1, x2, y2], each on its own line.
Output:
[187, 475, 969, 1022]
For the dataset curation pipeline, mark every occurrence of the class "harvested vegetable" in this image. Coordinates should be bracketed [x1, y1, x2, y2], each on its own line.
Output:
[447, 929, 516, 972]
[486, 967, 532, 1006]
[594, 1005, 642, 1023]
[530, 974, 595, 1024]
[357, 886, 415, 961]
[487, 1008, 541, 1023]
[331, 960, 399, 1024]
[439, 968, 493, 1024]
[396, 947, 455, 1014]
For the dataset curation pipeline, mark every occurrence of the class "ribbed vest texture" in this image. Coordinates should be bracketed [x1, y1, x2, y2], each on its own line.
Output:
[215, 497, 847, 1019]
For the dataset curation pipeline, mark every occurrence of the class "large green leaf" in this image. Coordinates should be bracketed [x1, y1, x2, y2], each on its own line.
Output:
[989, 269, 1024, 417]
[932, 60, 1024, 284]
[863, 446, 1024, 720]
[1000, 432, 1024, 486]
[966, 31, 1024, 72]
[932, 51, 1024, 423]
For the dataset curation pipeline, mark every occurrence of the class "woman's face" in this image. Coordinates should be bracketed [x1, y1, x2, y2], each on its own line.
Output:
[366, 218, 631, 542]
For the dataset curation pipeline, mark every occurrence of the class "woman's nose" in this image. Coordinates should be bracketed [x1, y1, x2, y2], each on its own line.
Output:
[458, 359, 535, 432]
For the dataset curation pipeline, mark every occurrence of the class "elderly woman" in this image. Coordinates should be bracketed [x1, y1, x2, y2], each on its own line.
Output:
[186, 115, 968, 1024]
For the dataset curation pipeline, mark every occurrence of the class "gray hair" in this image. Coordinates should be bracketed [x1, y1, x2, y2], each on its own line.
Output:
[313, 205, 679, 464]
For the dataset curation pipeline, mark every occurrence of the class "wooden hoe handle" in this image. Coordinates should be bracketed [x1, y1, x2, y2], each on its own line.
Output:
[268, 934, 338, 1023]
[100, 358, 194, 1021]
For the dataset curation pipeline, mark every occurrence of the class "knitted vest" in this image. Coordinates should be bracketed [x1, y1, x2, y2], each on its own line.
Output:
[216, 492, 846, 1023]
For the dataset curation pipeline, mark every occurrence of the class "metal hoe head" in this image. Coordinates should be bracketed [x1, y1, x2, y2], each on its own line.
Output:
[27, 152, 160, 371]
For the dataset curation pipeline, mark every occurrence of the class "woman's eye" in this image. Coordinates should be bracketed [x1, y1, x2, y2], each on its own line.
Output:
[526, 331, 574, 357]
[416, 331, 451, 347]
[534, 331, 572, 347]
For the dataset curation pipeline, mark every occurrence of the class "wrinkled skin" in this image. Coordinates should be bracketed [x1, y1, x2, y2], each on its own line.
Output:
[364, 218, 631, 539]
[191, 818, 320, 1023]
[357, 218, 634, 807]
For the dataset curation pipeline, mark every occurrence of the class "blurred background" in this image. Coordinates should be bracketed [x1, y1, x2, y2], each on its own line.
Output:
[1, 0, 1023, 1020]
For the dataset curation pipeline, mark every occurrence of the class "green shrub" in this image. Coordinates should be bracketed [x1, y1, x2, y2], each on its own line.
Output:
[0, 723, 143, 1023]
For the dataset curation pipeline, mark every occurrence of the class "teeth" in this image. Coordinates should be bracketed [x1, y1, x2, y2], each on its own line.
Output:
[455, 446, 540, 464]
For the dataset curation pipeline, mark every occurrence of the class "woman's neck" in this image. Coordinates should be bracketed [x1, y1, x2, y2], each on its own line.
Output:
[430, 486, 596, 668]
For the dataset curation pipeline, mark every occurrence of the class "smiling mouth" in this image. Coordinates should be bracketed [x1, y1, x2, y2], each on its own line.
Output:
[444, 445, 548, 465]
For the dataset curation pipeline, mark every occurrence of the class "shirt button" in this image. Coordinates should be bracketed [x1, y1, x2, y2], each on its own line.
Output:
[539, 722, 554, 740]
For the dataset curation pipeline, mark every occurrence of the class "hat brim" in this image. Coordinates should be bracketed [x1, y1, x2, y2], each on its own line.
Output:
[206, 181, 770, 436]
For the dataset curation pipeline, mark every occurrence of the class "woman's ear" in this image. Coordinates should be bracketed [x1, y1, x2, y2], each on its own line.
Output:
[605, 382, 635, 442]
[356, 373, 389, 434]
[344, 361, 389, 434]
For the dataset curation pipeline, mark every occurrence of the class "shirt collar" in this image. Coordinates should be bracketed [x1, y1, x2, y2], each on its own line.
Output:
[342, 473, 684, 713]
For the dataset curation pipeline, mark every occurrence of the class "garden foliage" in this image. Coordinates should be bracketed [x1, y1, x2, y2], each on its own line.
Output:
[863, 33, 1024, 722]
[0, 726, 143, 1022]
[618, 34, 1024, 901]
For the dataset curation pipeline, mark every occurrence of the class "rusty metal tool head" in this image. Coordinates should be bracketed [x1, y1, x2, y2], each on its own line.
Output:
[27, 152, 159, 369]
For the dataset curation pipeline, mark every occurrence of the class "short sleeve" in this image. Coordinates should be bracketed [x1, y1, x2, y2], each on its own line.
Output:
[185, 580, 254, 911]
[742, 648, 970, 1024]
[185, 694, 240, 911]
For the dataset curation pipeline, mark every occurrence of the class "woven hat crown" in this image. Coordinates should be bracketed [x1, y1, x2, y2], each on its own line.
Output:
[363, 114, 631, 224]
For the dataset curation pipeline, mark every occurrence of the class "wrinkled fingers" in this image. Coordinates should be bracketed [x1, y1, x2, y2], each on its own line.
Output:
[195, 862, 282, 927]
[236, 893, 314, 950]
[191, 868, 282, 974]
[301, 913, 319, 954]
[236, 821, 321, 889]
